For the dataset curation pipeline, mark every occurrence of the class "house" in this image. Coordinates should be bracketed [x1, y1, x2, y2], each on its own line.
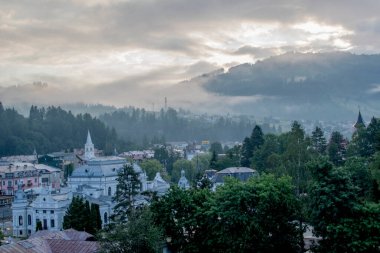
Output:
[0, 163, 61, 195]
[211, 167, 258, 190]
[0, 228, 98, 253]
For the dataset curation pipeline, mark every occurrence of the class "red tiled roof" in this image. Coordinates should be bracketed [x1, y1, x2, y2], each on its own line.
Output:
[47, 239, 99, 253]
[0, 229, 98, 253]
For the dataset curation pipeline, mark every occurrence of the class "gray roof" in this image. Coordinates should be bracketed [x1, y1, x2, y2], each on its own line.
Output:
[70, 157, 142, 178]
[212, 167, 258, 183]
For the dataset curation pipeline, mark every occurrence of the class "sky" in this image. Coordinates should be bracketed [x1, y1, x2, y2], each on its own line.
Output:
[1, 0, 380, 109]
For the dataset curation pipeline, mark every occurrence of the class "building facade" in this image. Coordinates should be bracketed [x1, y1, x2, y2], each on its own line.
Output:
[12, 131, 170, 237]
[0, 163, 61, 195]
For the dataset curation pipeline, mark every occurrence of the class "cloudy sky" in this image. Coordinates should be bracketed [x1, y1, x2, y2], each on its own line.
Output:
[0, 0, 379, 108]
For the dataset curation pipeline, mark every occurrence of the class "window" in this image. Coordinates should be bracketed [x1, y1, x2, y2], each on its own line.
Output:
[36, 210, 39, 214]
[50, 210, 54, 214]
[8, 181, 12, 187]
[108, 187, 111, 196]
[43, 219, 47, 230]
[35, 178, 37, 183]
[43, 210, 46, 214]
[50, 219, 55, 228]
[28, 230, 31, 235]
[104, 212, 108, 224]
[20, 230, 23, 235]
[28, 215, 32, 226]
[2, 181, 4, 186]
[19, 215, 23, 226]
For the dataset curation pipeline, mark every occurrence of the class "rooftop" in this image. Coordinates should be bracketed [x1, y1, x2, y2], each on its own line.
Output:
[0, 229, 98, 253]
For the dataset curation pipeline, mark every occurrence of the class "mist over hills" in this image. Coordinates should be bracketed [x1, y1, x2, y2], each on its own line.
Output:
[187, 52, 380, 120]
[1, 52, 379, 122]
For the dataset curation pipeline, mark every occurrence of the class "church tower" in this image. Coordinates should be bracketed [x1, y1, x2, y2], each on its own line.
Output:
[354, 110, 365, 129]
[85, 130, 95, 160]
[12, 183, 28, 237]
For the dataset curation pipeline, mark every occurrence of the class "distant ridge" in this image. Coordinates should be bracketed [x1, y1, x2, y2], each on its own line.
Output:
[186, 52, 380, 120]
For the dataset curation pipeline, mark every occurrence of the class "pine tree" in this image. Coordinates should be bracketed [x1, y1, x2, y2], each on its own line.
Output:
[113, 164, 141, 223]
[209, 150, 218, 170]
[240, 137, 252, 167]
[63, 196, 92, 232]
[311, 126, 327, 155]
[90, 203, 102, 232]
[328, 131, 346, 166]
[250, 125, 264, 152]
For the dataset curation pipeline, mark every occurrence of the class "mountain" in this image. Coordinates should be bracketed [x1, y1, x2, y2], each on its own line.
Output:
[191, 52, 380, 120]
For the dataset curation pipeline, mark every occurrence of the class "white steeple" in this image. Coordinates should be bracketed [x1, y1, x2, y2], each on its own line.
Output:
[84, 130, 95, 160]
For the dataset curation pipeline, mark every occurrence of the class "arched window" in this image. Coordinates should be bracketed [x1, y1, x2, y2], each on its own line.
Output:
[28, 215, 32, 226]
[104, 212, 108, 224]
[108, 187, 111, 196]
[19, 215, 23, 226]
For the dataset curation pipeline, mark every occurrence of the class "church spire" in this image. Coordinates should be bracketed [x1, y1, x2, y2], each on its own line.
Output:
[354, 110, 365, 129]
[84, 130, 95, 160]
[86, 130, 93, 145]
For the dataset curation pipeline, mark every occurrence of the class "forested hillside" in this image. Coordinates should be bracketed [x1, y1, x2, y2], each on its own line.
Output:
[99, 107, 278, 144]
[0, 103, 122, 156]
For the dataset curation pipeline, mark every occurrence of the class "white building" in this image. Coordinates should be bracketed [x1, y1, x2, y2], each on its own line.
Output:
[68, 131, 149, 197]
[12, 131, 170, 237]
[12, 185, 71, 237]
[178, 169, 190, 190]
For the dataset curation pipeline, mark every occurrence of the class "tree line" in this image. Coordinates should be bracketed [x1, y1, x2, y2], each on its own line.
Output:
[0, 103, 123, 156]
[99, 107, 278, 145]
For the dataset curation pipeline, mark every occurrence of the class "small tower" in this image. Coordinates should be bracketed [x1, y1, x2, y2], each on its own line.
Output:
[84, 130, 95, 160]
[178, 169, 190, 190]
[33, 148, 38, 164]
[12, 183, 28, 237]
[354, 110, 365, 129]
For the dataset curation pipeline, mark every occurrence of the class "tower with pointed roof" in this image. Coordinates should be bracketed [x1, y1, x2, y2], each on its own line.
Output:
[354, 110, 365, 129]
[84, 130, 95, 160]
[178, 169, 190, 190]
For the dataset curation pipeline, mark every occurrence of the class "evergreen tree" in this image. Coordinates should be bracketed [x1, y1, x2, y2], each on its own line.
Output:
[90, 203, 102, 232]
[367, 117, 380, 153]
[327, 131, 347, 166]
[311, 126, 327, 155]
[209, 142, 223, 154]
[240, 137, 252, 167]
[113, 164, 141, 222]
[63, 196, 91, 231]
[209, 150, 218, 170]
[250, 125, 264, 152]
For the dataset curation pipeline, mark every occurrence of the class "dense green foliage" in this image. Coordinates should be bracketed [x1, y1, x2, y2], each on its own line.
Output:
[0, 103, 122, 156]
[98, 116, 380, 253]
[99, 208, 163, 253]
[151, 175, 302, 253]
[139, 159, 165, 181]
[63, 196, 102, 234]
[308, 160, 380, 253]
